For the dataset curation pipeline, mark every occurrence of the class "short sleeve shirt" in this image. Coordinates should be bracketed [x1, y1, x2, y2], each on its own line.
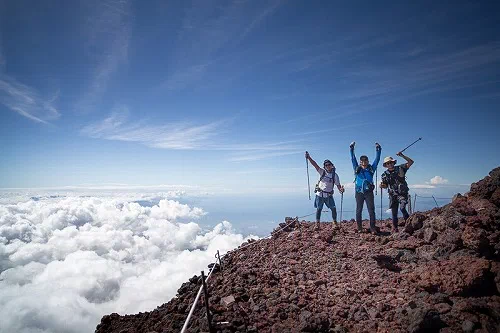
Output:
[317, 168, 340, 197]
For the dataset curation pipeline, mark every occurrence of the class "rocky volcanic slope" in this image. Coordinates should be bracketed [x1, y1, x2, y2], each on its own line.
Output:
[96, 168, 500, 333]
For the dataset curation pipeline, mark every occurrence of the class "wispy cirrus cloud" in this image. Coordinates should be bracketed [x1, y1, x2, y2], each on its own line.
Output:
[0, 31, 5, 70]
[336, 42, 500, 103]
[211, 139, 303, 161]
[159, 63, 210, 92]
[238, 0, 283, 42]
[232, 167, 302, 175]
[268, 37, 500, 115]
[81, 108, 303, 160]
[0, 76, 60, 124]
[0, 48, 5, 70]
[228, 150, 301, 162]
[159, 0, 284, 93]
[76, 0, 132, 112]
[290, 122, 371, 136]
[81, 107, 224, 150]
[209, 139, 303, 151]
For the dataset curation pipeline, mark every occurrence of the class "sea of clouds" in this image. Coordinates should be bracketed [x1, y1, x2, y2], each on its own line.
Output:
[0, 190, 255, 333]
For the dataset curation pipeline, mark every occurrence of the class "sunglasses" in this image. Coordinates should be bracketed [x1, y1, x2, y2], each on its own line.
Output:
[324, 164, 333, 167]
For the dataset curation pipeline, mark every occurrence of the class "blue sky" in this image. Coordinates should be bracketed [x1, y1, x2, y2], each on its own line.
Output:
[1, 0, 500, 192]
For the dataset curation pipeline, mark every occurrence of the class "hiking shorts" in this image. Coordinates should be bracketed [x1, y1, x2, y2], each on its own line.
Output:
[314, 195, 336, 210]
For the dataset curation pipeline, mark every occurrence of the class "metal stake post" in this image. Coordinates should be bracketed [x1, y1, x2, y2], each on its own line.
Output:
[200, 271, 214, 333]
[432, 195, 439, 208]
[216, 250, 223, 277]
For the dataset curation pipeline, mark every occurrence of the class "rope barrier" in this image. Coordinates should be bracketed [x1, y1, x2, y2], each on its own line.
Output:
[411, 194, 453, 212]
[298, 211, 333, 219]
[413, 194, 452, 200]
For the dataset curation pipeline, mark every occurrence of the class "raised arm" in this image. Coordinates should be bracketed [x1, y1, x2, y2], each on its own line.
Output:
[372, 142, 382, 170]
[397, 151, 414, 169]
[350, 142, 358, 170]
[305, 151, 321, 173]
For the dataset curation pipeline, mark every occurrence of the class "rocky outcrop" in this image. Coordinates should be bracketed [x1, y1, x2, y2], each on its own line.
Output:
[96, 167, 500, 333]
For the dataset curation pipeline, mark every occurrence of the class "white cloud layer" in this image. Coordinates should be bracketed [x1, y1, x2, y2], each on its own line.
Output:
[409, 184, 436, 189]
[0, 194, 254, 333]
[429, 176, 449, 185]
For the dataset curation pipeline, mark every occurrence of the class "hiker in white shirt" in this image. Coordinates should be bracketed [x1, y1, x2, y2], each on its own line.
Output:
[305, 151, 345, 230]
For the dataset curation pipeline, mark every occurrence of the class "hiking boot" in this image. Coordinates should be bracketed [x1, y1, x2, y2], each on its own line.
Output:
[354, 227, 363, 233]
[392, 227, 399, 233]
[314, 222, 321, 231]
[370, 228, 379, 235]
[332, 221, 340, 229]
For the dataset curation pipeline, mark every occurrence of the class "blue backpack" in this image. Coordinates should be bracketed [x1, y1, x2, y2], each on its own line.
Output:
[355, 165, 375, 192]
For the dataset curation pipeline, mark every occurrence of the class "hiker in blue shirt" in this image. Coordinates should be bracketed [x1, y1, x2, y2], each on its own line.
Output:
[350, 142, 381, 234]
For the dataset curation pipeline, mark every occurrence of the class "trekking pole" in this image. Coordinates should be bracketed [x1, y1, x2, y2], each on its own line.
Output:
[306, 152, 311, 200]
[340, 192, 344, 222]
[400, 137, 422, 153]
[380, 187, 383, 225]
[408, 194, 412, 214]
[375, 168, 378, 195]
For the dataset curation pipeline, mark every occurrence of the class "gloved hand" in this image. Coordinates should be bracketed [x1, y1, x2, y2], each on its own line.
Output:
[339, 186, 345, 194]
[380, 182, 388, 189]
[375, 142, 381, 150]
[350, 142, 355, 149]
[305, 151, 310, 159]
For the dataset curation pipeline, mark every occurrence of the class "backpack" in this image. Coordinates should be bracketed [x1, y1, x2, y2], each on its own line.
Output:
[315, 168, 335, 195]
[355, 165, 375, 193]
[382, 166, 409, 195]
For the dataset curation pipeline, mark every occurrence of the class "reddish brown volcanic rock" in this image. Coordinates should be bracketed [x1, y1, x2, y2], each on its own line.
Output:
[96, 168, 500, 333]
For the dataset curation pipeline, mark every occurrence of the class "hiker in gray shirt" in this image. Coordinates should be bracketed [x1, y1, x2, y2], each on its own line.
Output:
[305, 151, 345, 231]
